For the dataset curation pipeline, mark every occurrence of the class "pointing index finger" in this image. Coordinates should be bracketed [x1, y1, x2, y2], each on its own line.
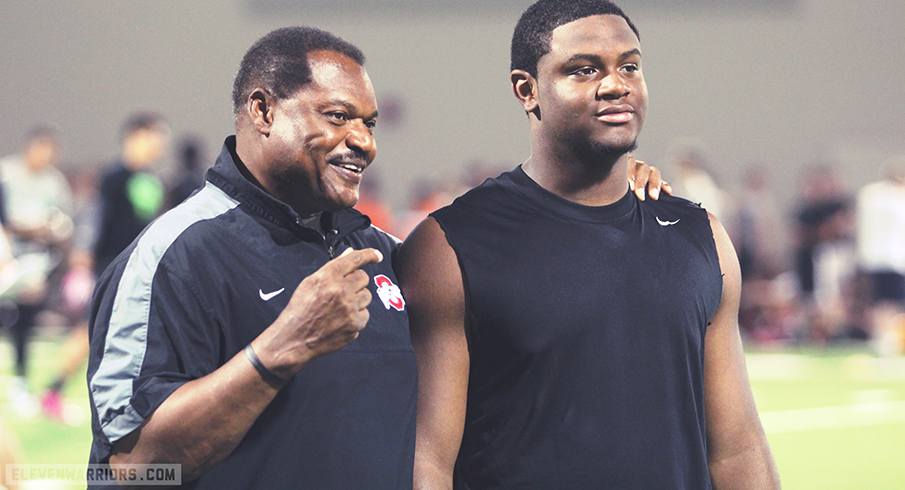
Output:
[332, 247, 383, 275]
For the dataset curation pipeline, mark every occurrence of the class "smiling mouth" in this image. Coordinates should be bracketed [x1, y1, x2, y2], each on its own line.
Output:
[332, 161, 365, 174]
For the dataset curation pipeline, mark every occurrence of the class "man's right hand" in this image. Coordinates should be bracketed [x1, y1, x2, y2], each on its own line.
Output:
[107, 246, 384, 483]
[252, 247, 383, 379]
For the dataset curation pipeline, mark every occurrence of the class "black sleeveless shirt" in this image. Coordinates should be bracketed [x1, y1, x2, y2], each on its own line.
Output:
[431, 166, 722, 489]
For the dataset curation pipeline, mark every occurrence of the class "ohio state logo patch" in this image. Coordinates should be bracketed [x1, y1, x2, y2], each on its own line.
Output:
[374, 274, 405, 311]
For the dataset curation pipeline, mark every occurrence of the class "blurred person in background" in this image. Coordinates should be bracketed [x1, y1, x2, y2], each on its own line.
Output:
[792, 164, 848, 303]
[0, 126, 74, 417]
[735, 166, 785, 280]
[811, 200, 858, 341]
[37, 168, 99, 421]
[37, 248, 95, 423]
[856, 156, 905, 355]
[92, 112, 169, 278]
[167, 135, 207, 210]
[793, 164, 858, 342]
[734, 166, 791, 342]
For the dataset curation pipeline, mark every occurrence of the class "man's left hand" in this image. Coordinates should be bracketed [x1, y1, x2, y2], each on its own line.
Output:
[628, 155, 672, 201]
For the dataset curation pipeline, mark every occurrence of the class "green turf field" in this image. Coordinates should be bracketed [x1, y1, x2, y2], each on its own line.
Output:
[2, 334, 904, 488]
[748, 347, 905, 489]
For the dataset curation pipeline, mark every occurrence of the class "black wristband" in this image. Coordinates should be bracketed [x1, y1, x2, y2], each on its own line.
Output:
[244, 344, 291, 387]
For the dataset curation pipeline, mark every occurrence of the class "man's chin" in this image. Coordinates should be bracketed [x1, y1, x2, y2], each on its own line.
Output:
[589, 138, 638, 157]
[323, 191, 360, 213]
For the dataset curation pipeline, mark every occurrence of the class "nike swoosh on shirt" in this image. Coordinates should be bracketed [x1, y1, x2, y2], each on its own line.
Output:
[259, 288, 285, 301]
[656, 217, 681, 226]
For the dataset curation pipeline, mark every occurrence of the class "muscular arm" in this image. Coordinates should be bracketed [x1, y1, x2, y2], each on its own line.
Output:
[107, 248, 382, 486]
[704, 213, 781, 489]
[395, 217, 469, 490]
[109, 347, 280, 484]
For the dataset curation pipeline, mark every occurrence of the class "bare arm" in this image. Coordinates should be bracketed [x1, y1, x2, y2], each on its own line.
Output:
[108, 248, 383, 486]
[395, 217, 469, 490]
[704, 213, 781, 489]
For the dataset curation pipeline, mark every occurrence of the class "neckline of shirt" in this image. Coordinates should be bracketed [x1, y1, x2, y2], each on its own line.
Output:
[506, 164, 636, 223]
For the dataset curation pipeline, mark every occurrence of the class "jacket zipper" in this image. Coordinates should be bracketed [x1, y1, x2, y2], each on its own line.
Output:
[325, 228, 339, 258]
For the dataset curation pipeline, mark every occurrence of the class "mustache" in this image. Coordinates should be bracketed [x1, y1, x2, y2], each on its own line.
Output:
[327, 149, 370, 166]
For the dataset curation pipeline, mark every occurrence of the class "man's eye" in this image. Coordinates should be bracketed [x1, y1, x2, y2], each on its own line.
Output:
[622, 64, 639, 73]
[365, 120, 377, 130]
[328, 112, 348, 123]
[573, 67, 597, 76]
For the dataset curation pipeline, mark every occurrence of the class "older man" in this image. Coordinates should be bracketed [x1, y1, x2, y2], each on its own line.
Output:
[87, 27, 413, 489]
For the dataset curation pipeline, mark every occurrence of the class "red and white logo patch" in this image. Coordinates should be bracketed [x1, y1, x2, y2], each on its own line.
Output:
[374, 274, 405, 311]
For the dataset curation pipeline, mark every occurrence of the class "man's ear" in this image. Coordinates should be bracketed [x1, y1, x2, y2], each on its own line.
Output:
[247, 88, 276, 136]
[511, 70, 539, 116]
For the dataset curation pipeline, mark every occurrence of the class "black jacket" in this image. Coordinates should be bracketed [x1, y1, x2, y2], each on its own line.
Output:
[88, 137, 416, 489]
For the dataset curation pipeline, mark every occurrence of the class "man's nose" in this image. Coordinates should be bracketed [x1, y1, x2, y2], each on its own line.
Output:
[597, 72, 630, 100]
[345, 120, 375, 156]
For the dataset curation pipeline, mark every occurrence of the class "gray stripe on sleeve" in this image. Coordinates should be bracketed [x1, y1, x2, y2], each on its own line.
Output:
[371, 224, 402, 245]
[90, 182, 239, 444]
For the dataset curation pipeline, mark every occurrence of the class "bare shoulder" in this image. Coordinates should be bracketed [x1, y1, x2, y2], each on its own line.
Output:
[395, 217, 465, 323]
[707, 211, 741, 286]
[396, 217, 455, 288]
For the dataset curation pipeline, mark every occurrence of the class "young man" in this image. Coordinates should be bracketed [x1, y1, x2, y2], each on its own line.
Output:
[397, 1, 781, 488]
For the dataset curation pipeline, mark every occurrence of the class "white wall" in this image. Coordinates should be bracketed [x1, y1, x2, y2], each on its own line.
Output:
[1, 0, 903, 213]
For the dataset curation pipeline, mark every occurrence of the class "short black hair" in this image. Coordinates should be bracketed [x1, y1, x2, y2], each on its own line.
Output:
[511, 0, 639, 79]
[232, 26, 366, 115]
[120, 112, 166, 142]
[25, 125, 59, 144]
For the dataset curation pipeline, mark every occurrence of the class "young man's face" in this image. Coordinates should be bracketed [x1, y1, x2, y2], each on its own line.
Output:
[262, 50, 378, 216]
[534, 14, 648, 158]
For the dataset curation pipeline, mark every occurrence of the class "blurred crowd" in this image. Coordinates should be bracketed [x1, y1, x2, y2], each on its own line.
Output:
[0, 115, 206, 425]
[668, 144, 905, 356]
[0, 119, 903, 432]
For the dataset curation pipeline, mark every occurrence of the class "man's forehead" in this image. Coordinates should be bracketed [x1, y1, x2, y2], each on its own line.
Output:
[308, 50, 367, 81]
[549, 14, 640, 56]
[302, 51, 377, 108]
